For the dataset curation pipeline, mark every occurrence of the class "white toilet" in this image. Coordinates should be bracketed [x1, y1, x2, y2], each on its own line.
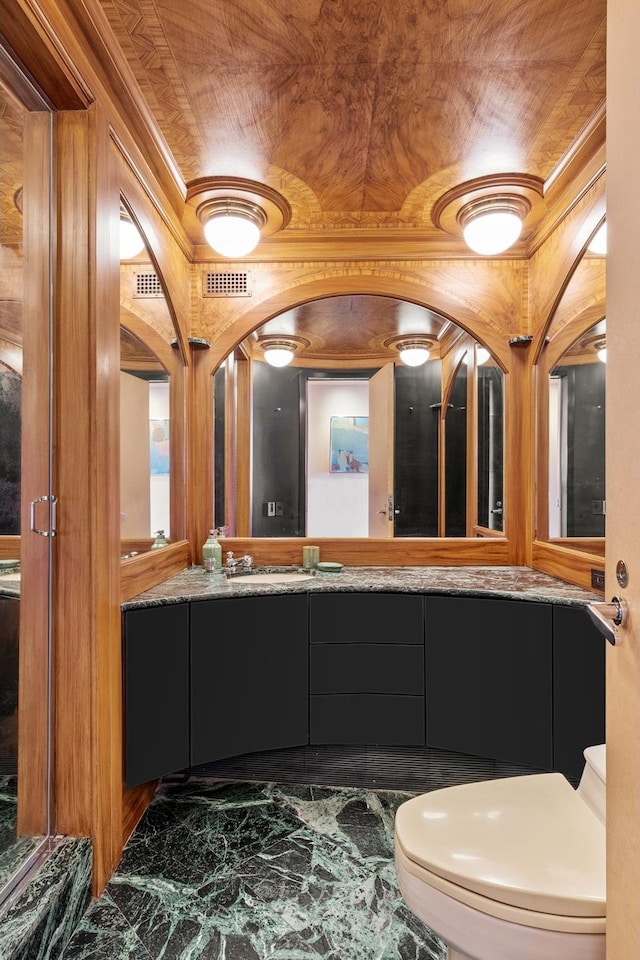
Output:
[395, 745, 606, 960]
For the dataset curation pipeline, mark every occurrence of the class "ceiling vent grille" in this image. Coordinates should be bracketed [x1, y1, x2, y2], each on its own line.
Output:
[134, 272, 164, 298]
[203, 270, 252, 298]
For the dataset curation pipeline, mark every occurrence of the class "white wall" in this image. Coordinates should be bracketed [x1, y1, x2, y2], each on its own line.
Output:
[149, 381, 170, 536]
[120, 371, 150, 538]
[306, 379, 369, 537]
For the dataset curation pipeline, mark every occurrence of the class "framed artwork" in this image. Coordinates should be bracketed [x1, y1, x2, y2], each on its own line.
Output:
[329, 416, 369, 473]
[149, 418, 170, 475]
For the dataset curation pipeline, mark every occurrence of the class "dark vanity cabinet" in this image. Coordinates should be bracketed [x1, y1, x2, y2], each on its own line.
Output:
[123, 603, 190, 788]
[425, 597, 554, 769]
[552, 604, 606, 782]
[190, 594, 309, 765]
[425, 596, 605, 779]
[309, 593, 425, 745]
[122, 588, 604, 787]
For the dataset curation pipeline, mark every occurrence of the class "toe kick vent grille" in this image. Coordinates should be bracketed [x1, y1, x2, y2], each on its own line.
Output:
[203, 271, 252, 297]
[134, 272, 164, 298]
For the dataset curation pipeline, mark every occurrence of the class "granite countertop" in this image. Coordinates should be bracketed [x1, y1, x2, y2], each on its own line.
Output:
[0, 573, 20, 598]
[122, 565, 601, 611]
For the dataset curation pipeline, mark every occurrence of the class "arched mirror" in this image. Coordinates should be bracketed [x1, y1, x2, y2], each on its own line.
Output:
[213, 295, 504, 539]
[537, 223, 606, 555]
[119, 201, 184, 555]
[548, 318, 606, 539]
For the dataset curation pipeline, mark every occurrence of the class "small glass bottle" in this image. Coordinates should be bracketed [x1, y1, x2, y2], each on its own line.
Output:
[202, 528, 222, 572]
[151, 530, 168, 549]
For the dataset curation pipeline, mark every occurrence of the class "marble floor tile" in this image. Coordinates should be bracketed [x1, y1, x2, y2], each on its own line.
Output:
[0, 775, 45, 893]
[62, 780, 445, 960]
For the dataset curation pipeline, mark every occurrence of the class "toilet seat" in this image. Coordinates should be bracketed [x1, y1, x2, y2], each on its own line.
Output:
[395, 773, 605, 931]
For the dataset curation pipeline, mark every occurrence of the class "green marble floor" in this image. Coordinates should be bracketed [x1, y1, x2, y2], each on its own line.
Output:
[0, 775, 44, 893]
[62, 779, 445, 959]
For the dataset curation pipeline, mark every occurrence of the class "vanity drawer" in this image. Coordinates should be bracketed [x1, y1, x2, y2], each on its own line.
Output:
[310, 643, 424, 695]
[309, 593, 423, 644]
[310, 694, 425, 745]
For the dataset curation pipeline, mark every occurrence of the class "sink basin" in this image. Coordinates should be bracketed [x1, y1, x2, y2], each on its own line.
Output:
[230, 571, 314, 584]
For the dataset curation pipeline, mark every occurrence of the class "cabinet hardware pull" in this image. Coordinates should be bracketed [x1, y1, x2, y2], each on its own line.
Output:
[29, 494, 58, 538]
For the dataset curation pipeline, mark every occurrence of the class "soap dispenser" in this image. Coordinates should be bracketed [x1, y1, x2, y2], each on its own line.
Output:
[151, 529, 169, 549]
[202, 528, 222, 572]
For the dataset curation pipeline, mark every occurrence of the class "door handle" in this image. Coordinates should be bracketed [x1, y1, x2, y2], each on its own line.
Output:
[585, 596, 628, 646]
[29, 494, 57, 538]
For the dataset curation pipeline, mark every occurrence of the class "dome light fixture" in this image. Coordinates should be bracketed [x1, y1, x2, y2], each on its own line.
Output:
[197, 198, 267, 258]
[119, 211, 145, 259]
[258, 336, 308, 368]
[386, 336, 434, 367]
[593, 336, 607, 363]
[588, 222, 607, 255]
[458, 195, 530, 255]
[465, 346, 491, 366]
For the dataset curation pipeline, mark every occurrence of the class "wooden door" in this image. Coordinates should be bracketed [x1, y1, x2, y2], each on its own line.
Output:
[606, 2, 640, 955]
[368, 363, 394, 537]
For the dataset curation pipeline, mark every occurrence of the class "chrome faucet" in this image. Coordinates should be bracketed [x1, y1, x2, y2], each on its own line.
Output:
[224, 551, 254, 574]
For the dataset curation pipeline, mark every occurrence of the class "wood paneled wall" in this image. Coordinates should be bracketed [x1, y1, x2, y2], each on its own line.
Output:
[16, 111, 53, 836]
[3, 0, 612, 903]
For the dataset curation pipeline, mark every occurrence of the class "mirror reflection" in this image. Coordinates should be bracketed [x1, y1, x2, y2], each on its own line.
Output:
[541, 222, 606, 548]
[119, 204, 175, 551]
[215, 295, 504, 538]
[119, 327, 170, 543]
[0, 346, 21, 536]
[0, 59, 53, 905]
[549, 318, 606, 538]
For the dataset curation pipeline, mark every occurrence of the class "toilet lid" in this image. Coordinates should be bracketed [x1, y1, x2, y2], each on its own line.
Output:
[395, 773, 605, 917]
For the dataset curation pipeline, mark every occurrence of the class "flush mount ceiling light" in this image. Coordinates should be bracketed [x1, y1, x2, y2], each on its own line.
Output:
[594, 336, 607, 363]
[197, 198, 267, 258]
[432, 175, 543, 255]
[457, 195, 531, 255]
[386, 336, 434, 367]
[465, 346, 491, 366]
[119, 210, 145, 259]
[258, 336, 309, 368]
[588, 222, 607, 255]
[187, 177, 291, 259]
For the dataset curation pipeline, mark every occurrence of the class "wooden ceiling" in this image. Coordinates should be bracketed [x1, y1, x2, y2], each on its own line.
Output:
[1, 1, 607, 364]
[100, 0, 606, 253]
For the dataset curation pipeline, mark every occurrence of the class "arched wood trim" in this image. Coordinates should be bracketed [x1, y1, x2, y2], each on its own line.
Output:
[201, 276, 513, 378]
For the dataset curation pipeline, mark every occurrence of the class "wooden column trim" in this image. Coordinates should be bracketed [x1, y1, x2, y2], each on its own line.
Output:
[234, 355, 252, 537]
[505, 342, 534, 565]
[92, 114, 124, 895]
[465, 362, 477, 536]
[437, 412, 446, 537]
[53, 106, 123, 894]
[190, 344, 214, 561]
[224, 354, 237, 535]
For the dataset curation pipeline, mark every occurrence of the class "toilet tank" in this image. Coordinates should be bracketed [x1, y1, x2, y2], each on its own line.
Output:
[577, 744, 606, 823]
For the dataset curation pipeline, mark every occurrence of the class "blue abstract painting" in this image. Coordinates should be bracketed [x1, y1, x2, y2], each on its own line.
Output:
[149, 418, 170, 475]
[329, 416, 369, 473]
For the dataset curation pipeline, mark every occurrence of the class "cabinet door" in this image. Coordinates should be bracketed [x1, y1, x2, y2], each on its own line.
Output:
[191, 594, 308, 766]
[123, 603, 190, 788]
[309, 593, 423, 644]
[310, 694, 425, 745]
[425, 596, 553, 768]
[553, 605, 605, 783]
